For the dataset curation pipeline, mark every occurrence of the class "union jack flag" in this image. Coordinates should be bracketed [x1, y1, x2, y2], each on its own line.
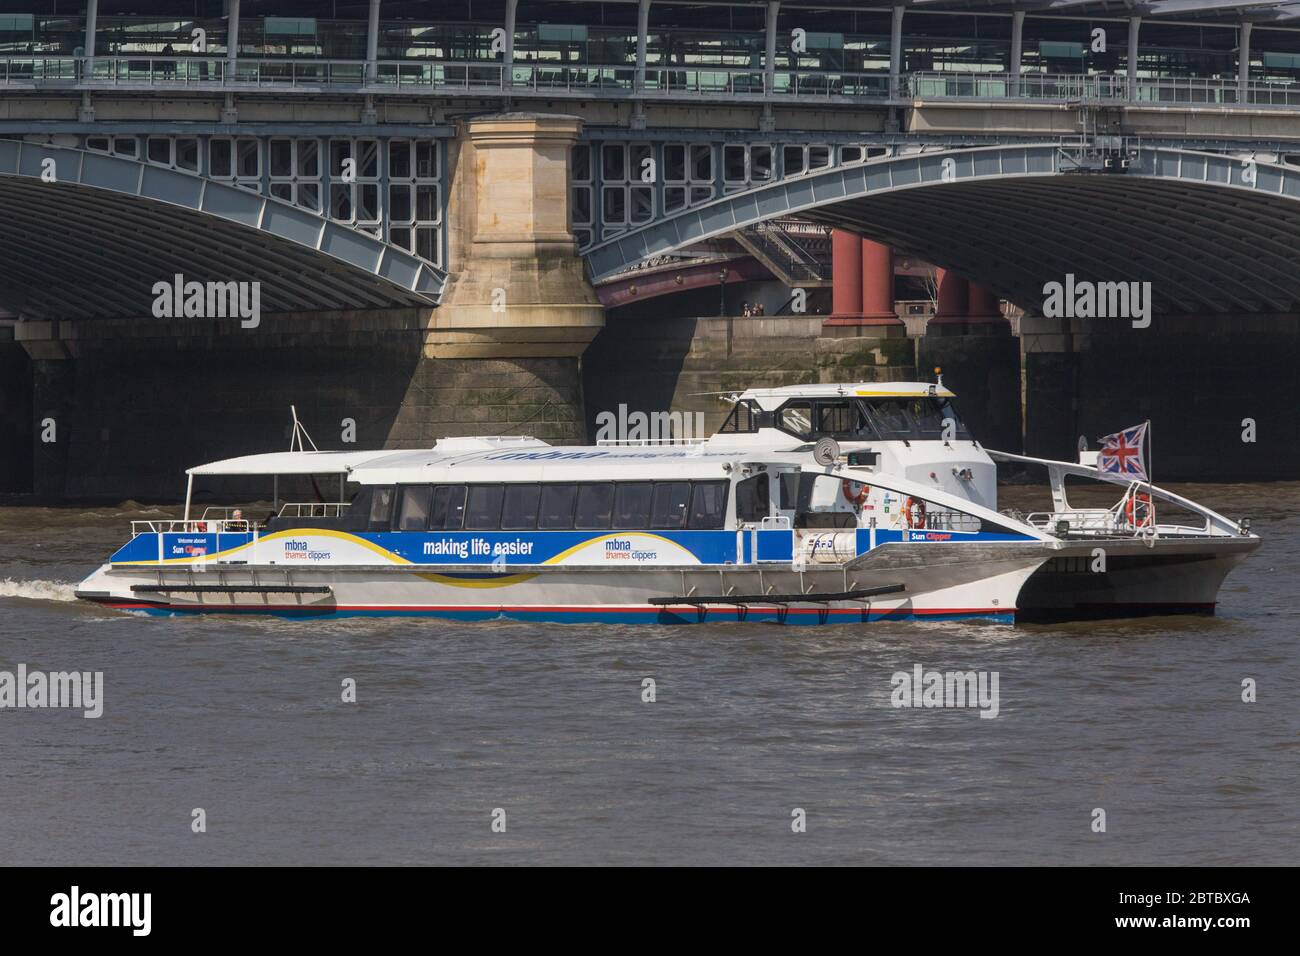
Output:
[1097, 422, 1148, 479]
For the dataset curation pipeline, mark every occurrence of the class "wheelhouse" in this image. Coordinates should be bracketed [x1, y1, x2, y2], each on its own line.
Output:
[717, 390, 972, 443]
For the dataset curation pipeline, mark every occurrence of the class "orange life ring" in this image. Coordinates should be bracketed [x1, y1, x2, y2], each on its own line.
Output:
[904, 496, 927, 529]
[841, 479, 870, 509]
[1126, 491, 1154, 528]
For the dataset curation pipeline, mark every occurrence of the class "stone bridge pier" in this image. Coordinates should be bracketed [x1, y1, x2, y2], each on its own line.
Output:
[0, 113, 606, 499]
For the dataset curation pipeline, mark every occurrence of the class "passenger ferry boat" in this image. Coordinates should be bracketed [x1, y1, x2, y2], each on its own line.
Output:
[75, 381, 1259, 624]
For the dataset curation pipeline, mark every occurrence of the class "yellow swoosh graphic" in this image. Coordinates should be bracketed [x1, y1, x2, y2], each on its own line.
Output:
[415, 572, 539, 588]
[542, 532, 696, 565]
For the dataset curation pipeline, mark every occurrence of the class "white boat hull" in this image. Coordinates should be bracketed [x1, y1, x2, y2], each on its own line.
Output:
[74, 536, 1258, 625]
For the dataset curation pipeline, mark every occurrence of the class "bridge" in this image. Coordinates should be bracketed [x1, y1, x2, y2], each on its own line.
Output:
[584, 142, 1300, 314]
[0, 0, 1296, 497]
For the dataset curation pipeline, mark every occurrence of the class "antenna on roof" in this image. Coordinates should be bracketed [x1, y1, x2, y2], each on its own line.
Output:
[289, 405, 319, 453]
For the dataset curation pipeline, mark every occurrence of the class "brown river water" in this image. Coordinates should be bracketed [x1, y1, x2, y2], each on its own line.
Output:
[0, 482, 1296, 865]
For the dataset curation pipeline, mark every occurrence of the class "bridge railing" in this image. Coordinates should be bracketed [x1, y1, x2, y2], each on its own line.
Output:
[911, 71, 1300, 109]
[7, 57, 1300, 111]
[0, 55, 897, 101]
[910, 72, 1125, 101]
[1131, 75, 1300, 108]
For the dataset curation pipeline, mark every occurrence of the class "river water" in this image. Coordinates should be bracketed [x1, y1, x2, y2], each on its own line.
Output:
[0, 483, 1296, 866]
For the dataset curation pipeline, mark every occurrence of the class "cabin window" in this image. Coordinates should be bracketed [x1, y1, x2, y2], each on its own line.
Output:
[430, 484, 466, 529]
[816, 401, 868, 437]
[501, 483, 541, 530]
[776, 401, 813, 440]
[348, 486, 374, 519]
[396, 485, 433, 531]
[689, 480, 728, 529]
[575, 483, 615, 529]
[861, 398, 910, 437]
[538, 483, 579, 530]
[650, 481, 692, 530]
[368, 486, 396, 530]
[613, 482, 653, 529]
[735, 473, 770, 523]
[858, 397, 971, 440]
[718, 400, 759, 434]
[465, 484, 504, 530]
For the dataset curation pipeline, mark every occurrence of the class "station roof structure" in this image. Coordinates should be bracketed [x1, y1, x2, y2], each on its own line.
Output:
[424, 0, 1300, 25]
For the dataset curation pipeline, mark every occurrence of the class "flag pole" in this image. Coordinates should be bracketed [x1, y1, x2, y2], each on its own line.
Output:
[1146, 419, 1153, 526]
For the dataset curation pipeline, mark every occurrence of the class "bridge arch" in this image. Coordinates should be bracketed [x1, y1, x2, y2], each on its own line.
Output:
[0, 141, 444, 319]
[584, 144, 1300, 314]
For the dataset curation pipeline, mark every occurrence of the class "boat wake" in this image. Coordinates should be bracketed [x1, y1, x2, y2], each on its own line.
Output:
[0, 578, 78, 603]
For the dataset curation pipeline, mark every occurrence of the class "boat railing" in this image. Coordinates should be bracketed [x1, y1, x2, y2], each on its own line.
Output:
[130, 518, 252, 536]
[1022, 497, 1213, 538]
[918, 509, 983, 533]
[1022, 509, 1126, 535]
[987, 449, 1245, 539]
[277, 502, 348, 518]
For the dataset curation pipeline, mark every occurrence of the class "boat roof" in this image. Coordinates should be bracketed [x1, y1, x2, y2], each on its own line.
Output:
[186, 437, 552, 477]
[184, 384, 956, 481]
[739, 381, 955, 402]
[349, 443, 747, 484]
[187, 450, 399, 477]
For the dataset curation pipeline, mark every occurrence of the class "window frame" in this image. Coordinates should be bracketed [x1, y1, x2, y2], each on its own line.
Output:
[574, 482, 616, 530]
[367, 485, 397, 531]
[464, 483, 505, 530]
[395, 484, 434, 531]
[500, 482, 542, 531]
[649, 480, 693, 530]
[734, 473, 771, 524]
[538, 482, 580, 530]
[612, 481, 654, 530]
[688, 479, 729, 530]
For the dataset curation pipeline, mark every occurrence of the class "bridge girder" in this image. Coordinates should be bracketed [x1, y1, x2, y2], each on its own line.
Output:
[584, 144, 1300, 315]
[0, 142, 443, 320]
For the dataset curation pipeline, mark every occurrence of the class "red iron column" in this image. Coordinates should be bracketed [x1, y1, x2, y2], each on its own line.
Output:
[830, 229, 863, 321]
[931, 268, 969, 326]
[966, 283, 1003, 321]
[857, 238, 903, 328]
[827, 235, 904, 331]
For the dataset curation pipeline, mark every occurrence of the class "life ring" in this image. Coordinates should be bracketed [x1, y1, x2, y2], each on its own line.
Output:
[1126, 491, 1154, 528]
[904, 496, 927, 529]
[841, 479, 870, 509]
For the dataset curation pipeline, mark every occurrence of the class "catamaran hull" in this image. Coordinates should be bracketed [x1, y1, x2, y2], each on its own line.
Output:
[1015, 536, 1259, 621]
[76, 534, 1260, 624]
[75, 542, 1052, 625]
